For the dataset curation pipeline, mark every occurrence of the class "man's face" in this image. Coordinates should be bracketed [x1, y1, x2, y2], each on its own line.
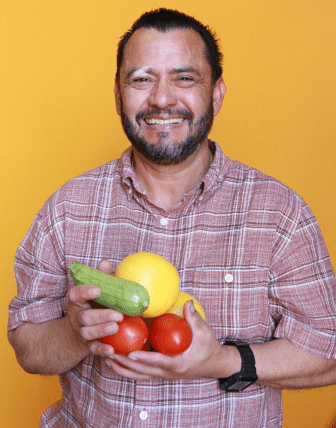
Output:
[115, 28, 224, 165]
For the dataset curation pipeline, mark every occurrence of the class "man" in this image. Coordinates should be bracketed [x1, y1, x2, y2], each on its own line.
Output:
[7, 8, 336, 428]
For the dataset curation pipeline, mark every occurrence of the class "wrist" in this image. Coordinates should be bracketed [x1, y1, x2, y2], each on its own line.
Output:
[215, 343, 242, 378]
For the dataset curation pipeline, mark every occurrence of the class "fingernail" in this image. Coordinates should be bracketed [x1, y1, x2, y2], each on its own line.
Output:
[105, 347, 114, 357]
[105, 325, 116, 334]
[110, 313, 123, 322]
[190, 300, 195, 313]
[89, 288, 100, 298]
[129, 355, 138, 361]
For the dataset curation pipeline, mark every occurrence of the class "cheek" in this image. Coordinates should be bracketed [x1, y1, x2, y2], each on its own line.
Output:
[181, 89, 212, 115]
[121, 90, 148, 115]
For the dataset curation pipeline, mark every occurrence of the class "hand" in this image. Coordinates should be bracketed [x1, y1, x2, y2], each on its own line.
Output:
[67, 260, 124, 357]
[105, 301, 241, 381]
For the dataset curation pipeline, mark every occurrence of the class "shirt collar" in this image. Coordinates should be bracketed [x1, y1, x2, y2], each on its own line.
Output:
[200, 140, 228, 196]
[119, 140, 229, 201]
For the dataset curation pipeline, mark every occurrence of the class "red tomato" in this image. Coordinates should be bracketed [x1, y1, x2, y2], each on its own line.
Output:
[149, 314, 192, 356]
[99, 315, 148, 355]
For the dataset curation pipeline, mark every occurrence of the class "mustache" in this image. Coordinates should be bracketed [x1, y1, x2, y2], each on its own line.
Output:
[136, 108, 193, 123]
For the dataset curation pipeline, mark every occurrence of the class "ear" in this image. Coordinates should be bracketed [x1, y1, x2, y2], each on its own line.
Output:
[212, 77, 226, 117]
[114, 79, 122, 116]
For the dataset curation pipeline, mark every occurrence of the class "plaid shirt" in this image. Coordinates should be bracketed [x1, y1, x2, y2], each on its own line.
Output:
[9, 140, 336, 428]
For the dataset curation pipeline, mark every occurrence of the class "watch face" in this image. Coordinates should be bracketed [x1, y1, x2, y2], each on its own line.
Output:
[226, 380, 254, 392]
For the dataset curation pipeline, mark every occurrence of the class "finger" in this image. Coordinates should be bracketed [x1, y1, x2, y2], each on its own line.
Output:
[69, 284, 101, 308]
[122, 352, 183, 379]
[109, 353, 167, 380]
[126, 351, 183, 378]
[127, 350, 172, 366]
[106, 357, 154, 381]
[88, 340, 115, 357]
[79, 320, 119, 341]
[97, 259, 113, 274]
[80, 308, 123, 326]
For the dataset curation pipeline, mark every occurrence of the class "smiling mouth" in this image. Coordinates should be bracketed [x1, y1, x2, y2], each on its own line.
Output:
[144, 118, 184, 126]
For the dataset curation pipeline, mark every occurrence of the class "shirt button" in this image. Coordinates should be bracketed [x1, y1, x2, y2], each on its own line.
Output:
[225, 274, 233, 283]
[139, 410, 148, 420]
[160, 217, 168, 226]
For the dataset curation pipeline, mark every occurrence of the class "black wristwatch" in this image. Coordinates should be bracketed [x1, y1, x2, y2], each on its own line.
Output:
[218, 341, 258, 392]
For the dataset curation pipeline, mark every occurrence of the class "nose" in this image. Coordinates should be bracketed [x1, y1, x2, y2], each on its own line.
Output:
[148, 78, 177, 110]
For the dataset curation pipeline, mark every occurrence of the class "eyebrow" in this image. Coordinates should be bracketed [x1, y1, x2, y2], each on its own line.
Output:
[126, 68, 155, 80]
[126, 66, 202, 80]
[171, 67, 202, 77]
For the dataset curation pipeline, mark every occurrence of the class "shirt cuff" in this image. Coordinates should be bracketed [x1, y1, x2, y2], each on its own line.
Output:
[274, 316, 336, 360]
[7, 298, 65, 331]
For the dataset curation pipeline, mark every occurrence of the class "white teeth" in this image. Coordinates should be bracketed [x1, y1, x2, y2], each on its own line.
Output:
[145, 118, 184, 125]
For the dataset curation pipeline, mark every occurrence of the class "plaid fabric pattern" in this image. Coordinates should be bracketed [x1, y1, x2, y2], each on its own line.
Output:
[8, 141, 336, 428]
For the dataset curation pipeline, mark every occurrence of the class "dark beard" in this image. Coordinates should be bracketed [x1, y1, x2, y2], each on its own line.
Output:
[120, 102, 214, 165]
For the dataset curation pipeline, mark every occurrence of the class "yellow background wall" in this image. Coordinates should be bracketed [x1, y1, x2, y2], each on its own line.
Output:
[1, 1, 335, 426]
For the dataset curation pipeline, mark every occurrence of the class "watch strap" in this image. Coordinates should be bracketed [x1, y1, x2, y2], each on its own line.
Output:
[218, 341, 258, 392]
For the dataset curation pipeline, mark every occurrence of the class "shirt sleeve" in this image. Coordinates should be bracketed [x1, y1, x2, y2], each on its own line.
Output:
[269, 201, 336, 359]
[8, 194, 68, 332]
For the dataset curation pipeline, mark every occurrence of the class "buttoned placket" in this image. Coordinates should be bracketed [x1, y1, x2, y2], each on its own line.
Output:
[139, 410, 148, 420]
[225, 273, 233, 283]
[160, 217, 168, 226]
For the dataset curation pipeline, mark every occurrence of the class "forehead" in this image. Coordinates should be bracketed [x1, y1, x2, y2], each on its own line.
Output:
[121, 27, 210, 74]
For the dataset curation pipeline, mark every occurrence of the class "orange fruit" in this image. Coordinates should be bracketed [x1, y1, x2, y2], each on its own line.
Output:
[167, 291, 206, 321]
[114, 252, 180, 318]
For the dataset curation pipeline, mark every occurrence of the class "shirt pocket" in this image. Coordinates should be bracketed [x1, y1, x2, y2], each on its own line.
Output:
[187, 269, 274, 343]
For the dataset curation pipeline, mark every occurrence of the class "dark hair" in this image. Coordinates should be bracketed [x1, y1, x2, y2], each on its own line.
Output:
[116, 8, 223, 85]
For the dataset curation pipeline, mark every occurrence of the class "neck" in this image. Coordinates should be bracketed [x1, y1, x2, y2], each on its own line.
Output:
[132, 140, 213, 212]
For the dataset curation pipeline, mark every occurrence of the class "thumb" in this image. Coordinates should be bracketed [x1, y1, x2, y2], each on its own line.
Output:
[184, 300, 202, 327]
[97, 259, 113, 275]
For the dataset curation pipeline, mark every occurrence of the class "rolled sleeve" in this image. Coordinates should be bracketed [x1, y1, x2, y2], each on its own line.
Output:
[269, 202, 336, 359]
[8, 196, 68, 332]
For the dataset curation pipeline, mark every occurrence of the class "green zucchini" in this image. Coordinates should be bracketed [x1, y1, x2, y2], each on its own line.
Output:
[69, 262, 150, 316]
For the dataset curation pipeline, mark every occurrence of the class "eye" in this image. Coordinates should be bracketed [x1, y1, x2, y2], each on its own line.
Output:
[130, 76, 153, 89]
[176, 76, 196, 87]
[134, 77, 149, 83]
